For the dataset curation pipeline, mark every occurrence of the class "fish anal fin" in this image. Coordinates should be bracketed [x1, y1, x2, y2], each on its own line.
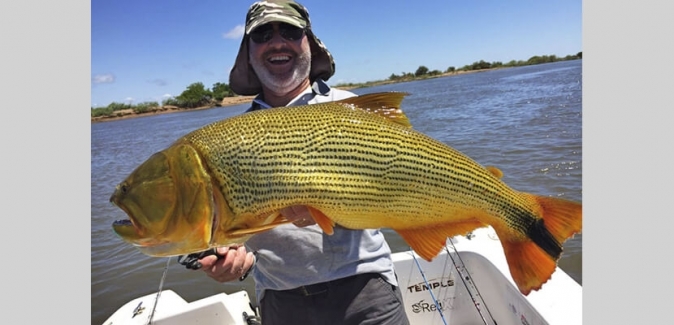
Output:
[396, 220, 487, 261]
[485, 166, 504, 179]
[500, 238, 557, 296]
[262, 211, 281, 224]
[307, 206, 335, 235]
[335, 92, 412, 128]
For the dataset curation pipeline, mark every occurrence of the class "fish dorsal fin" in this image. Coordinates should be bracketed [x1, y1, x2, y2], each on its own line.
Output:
[485, 166, 504, 179]
[335, 92, 412, 128]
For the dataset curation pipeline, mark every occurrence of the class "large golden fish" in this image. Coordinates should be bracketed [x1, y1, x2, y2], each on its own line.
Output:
[110, 92, 581, 295]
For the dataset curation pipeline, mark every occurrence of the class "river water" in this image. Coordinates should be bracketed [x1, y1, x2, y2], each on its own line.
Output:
[91, 60, 582, 324]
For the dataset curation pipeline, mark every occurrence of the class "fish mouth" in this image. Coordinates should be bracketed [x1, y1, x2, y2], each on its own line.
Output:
[109, 183, 156, 245]
[110, 187, 141, 240]
[113, 219, 132, 227]
[110, 205, 143, 242]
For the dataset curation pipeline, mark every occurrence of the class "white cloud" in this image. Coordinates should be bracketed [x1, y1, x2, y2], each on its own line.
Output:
[223, 24, 245, 39]
[125, 97, 134, 103]
[162, 94, 173, 98]
[92, 74, 115, 84]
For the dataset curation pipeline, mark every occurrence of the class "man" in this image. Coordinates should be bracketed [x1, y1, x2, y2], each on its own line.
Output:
[197, 1, 410, 324]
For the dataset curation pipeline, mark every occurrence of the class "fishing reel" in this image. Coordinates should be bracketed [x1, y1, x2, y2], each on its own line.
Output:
[177, 249, 220, 270]
[177, 249, 256, 281]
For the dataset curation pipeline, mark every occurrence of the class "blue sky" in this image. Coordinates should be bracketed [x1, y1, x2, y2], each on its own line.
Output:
[91, 0, 581, 108]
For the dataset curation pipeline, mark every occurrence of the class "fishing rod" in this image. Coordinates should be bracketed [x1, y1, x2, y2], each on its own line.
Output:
[445, 236, 498, 325]
[410, 235, 499, 325]
[411, 253, 449, 325]
[145, 258, 171, 325]
[140, 250, 259, 325]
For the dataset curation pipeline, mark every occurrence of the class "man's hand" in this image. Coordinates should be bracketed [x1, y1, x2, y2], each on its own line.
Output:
[280, 205, 317, 227]
[199, 245, 255, 282]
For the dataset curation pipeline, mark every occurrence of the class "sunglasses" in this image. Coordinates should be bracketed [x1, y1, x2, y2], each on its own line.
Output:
[249, 23, 305, 44]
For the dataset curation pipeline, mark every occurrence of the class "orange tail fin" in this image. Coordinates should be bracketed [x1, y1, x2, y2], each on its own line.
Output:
[498, 194, 582, 295]
[536, 195, 583, 243]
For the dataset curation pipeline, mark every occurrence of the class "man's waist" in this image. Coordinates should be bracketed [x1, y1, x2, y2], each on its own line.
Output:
[279, 273, 381, 296]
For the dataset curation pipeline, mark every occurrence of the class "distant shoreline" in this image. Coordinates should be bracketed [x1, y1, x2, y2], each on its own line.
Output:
[91, 59, 582, 124]
[90, 95, 256, 123]
[90, 68, 494, 124]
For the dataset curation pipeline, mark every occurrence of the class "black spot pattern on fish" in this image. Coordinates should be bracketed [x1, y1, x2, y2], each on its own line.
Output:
[180, 100, 541, 233]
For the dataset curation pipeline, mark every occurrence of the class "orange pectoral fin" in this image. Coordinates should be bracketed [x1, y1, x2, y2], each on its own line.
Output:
[226, 213, 292, 237]
[227, 221, 291, 237]
[307, 206, 335, 235]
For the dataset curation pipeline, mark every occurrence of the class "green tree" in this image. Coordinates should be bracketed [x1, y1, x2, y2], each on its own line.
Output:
[162, 97, 179, 106]
[176, 82, 212, 108]
[526, 55, 556, 65]
[91, 107, 113, 117]
[106, 101, 132, 112]
[470, 60, 491, 70]
[414, 65, 429, 77]
[446, 66, 456, 73]
[212, 82, 232, 101]
[133, 101, 160, 114]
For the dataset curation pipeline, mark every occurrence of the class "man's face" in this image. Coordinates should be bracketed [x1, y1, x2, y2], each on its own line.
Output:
[248, 22, 311, 95]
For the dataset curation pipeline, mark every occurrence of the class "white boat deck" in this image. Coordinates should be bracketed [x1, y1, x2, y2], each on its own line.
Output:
[103, 227, 582, 325]
[393, 227, 582, 325]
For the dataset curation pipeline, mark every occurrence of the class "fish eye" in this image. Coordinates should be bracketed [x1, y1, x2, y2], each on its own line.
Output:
[120, 183, 128, 194]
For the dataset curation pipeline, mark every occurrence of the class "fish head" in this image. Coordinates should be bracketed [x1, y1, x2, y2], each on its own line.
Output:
[110, 143, 216, 257]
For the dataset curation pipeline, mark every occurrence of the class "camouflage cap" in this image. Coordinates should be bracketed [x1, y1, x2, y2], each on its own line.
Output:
[244, 0, 308, 34]
[229, 0, 336, 96]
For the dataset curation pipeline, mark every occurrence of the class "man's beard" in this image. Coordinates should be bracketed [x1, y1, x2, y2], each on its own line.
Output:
[250, 48, 311, 95]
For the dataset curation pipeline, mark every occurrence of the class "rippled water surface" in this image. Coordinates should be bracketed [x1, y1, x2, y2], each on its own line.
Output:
[91, 60, 582, 324]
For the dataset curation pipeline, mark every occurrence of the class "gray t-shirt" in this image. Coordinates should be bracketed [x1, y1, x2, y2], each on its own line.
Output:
[244, 79, 398, 303]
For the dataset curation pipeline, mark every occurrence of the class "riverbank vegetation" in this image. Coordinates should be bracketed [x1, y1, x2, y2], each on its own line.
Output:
[334, 52, 581, 89]
[91, 52, 581, 120]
